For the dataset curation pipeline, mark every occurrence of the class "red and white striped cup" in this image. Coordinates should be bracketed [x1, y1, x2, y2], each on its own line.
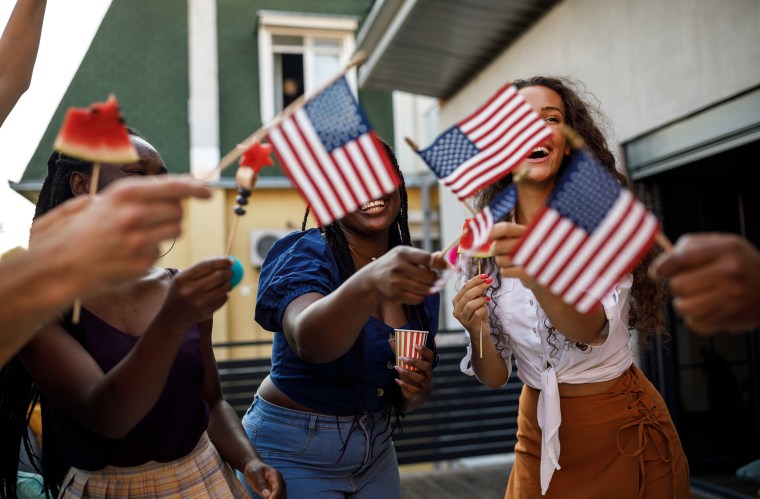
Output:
[394, 329, 429, 371]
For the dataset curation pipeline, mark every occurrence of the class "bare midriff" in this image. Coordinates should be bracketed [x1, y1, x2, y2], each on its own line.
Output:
[257, 376, 331, 414]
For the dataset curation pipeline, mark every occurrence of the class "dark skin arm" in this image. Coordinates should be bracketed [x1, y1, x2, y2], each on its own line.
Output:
[388, 338, 435, 412]
[20, 258, 231, 439]
[649, 233, 760, 333]
[200, 319, 285, 499]
[282, 246, 438, 363]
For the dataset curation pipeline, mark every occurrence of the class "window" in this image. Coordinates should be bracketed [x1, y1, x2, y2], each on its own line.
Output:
[258, 11, 358, 124]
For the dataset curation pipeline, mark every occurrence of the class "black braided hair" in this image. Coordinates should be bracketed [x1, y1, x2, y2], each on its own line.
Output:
[301, 140, 435, 451]
[0, 129, 144, 498]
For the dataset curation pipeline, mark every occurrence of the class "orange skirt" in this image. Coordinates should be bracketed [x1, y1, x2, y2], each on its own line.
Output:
[506, 365, 690, 499]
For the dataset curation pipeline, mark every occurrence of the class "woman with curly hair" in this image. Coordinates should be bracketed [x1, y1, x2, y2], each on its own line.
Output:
[452, 76, 690, 498]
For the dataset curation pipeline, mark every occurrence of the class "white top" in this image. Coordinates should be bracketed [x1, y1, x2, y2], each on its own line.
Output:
[459, 274, 634, 495]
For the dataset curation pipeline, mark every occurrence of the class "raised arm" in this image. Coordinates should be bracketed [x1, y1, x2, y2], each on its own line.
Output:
[282, 246, 438, 363]
[20, 258, 231, 438]
[0, 177, 211, 366]
[0, 0, 46, 125]
[490, 222, 606, 343]
[650, 232, 760, 333]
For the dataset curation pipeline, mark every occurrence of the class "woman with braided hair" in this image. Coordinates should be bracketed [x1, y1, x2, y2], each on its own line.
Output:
[238, 141, 441, 498]
[0, 129, 284, 498]
[452, 77, 690, 498]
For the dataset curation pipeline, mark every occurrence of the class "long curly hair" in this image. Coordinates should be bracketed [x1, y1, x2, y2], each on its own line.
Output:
[468, 76, 666, 357]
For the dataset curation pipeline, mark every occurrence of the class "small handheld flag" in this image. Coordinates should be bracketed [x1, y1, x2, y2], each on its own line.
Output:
[415, 83, 551, 201]
[267, 76, 399, 226]
[460, 184, 518, 256]
[512, 149, 659, 313]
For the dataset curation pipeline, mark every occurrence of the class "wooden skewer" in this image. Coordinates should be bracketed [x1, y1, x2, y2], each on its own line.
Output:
[72, 163, 101, 324]
[656, 232, 674, 252]
[478, 259, 483, 359]
[225, 216, 240, 257]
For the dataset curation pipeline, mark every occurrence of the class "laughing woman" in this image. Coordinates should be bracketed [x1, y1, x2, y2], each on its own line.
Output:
[452, 77, 690, 498]
[239, 142, 441, 498]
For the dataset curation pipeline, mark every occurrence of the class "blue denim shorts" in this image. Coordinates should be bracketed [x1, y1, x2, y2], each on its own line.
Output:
[238, 394, 400, 498]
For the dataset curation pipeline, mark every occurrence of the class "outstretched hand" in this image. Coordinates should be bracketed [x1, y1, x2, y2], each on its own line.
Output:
[367, 246, 438, 304]
[649, 233, 760, 334]
[490, 222, 535, 287]
[29, 176, 212, 298]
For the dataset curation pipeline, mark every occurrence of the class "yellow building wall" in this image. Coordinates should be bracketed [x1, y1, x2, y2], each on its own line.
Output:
[160, 184, 438, 361]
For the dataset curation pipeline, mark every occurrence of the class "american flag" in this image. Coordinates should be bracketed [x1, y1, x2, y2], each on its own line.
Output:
[267, 76, 400, 226]
[417, 83, 551, 201]
[512, 150, 660, 313]
[462, 184, 518, 254]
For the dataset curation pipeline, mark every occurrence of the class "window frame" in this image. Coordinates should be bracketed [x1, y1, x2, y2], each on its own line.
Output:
[258, 11, 358, 125]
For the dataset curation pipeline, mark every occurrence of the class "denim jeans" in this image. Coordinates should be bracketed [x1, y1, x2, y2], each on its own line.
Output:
[238, 395, 401, 498]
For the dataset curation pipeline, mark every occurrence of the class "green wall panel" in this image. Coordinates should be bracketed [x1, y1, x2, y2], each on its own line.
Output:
[217, 0, 394, 177]
[23, 0, 189, 181]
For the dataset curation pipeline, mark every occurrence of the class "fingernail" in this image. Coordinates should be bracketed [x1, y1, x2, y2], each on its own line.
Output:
[395, 365, 405, 374]
[480, 273, 488, 279]
[414, 344, 423, 351]
[399, 356, 411, 362]
[395, 378, 404, 386]
[485, 296, 491, 302]
[486, 277, 494, 284]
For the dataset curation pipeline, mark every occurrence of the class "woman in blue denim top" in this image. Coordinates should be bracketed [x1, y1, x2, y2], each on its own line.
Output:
[240, 141, 442, 498]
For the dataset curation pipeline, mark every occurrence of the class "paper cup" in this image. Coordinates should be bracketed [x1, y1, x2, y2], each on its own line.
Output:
[395, 329, 429, 371]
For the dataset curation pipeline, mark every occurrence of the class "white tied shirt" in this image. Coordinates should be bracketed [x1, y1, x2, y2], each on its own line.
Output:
[459, 274, 634, 495]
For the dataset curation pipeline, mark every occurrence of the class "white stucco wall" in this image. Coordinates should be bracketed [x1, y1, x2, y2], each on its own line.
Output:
[438, 0, 760, 328]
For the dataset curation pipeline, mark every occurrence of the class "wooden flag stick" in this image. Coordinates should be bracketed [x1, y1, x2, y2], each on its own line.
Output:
[656, 232, 674, 252]
[225, 215, 240, 257]
[72, 163, 102, 324]
[478, 259, 483, 359]
[199, 51, 368, 182]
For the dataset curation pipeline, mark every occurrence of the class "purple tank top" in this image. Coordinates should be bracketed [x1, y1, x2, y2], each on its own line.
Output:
[51, 306, 210, 470]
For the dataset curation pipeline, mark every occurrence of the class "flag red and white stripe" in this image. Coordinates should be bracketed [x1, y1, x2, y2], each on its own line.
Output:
[418, 83, 551, 201]
[512, 150, 660, 313]
[267, 76, 399, 226]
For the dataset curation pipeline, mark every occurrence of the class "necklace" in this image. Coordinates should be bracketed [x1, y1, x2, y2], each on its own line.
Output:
[348, 243, 380, 262]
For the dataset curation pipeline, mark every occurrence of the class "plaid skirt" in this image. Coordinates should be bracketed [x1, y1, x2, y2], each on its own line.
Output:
[60, 432, 251, 498]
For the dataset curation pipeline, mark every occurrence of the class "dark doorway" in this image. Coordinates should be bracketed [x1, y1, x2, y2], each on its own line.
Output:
[638, 139, 760, 495]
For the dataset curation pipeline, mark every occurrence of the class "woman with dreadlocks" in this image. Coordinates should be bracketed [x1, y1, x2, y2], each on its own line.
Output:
[239, 141, 440, 498]
[0, 130, 284, 499]
[452, 77, 690, 498]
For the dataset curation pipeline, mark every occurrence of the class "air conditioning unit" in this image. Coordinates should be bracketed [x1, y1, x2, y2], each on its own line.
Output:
[250, 229, 292, 267]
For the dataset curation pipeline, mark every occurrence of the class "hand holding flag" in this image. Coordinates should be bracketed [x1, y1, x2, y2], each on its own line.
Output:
[511, 148, 660, 313]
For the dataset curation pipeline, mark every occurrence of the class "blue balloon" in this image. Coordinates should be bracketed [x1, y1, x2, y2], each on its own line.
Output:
[229, 256, 244, 288]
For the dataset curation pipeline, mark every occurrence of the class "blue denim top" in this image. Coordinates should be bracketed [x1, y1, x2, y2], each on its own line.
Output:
[256, 229, 439, 415]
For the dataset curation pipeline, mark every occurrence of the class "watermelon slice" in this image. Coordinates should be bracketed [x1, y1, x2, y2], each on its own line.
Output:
[458, 218, 494, 258]
[53, 95, 139, 164]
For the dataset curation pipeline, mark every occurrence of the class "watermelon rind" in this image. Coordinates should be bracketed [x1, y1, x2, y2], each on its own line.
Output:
[53, 95, 139, 165]
[53, 142, 141, 165]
